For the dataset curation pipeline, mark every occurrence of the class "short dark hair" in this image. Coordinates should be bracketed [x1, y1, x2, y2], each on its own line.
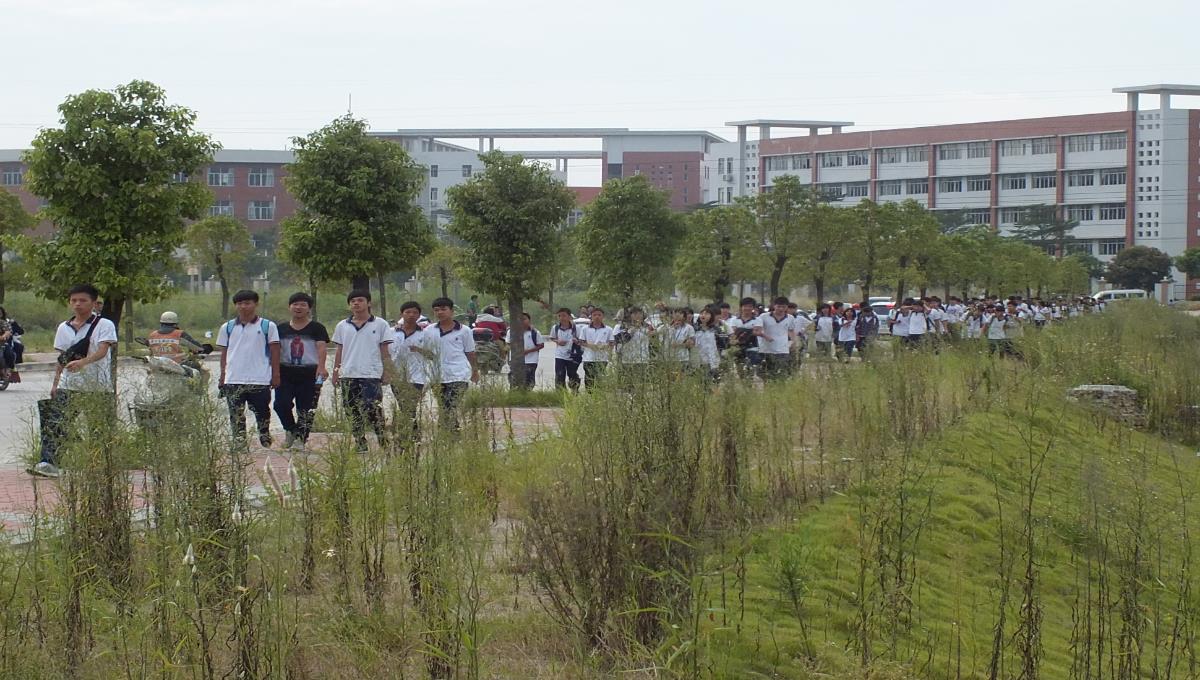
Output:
[232, 289, 259, 304]
[431, 297, 454, 309]
[67, 283, 100, 301]
[556, 307, 572, 315]
[590, 307, 605, 315]
[739, 297, 758, 307]
[288, 292, 314, 307]
[719, 302, 731, 310]
[521, 312, 532, 320]
[470, 294, 478, 299]
[347, 289, 371, 303]
[400, 301, 422, 313]
[772, 296, 789, 306]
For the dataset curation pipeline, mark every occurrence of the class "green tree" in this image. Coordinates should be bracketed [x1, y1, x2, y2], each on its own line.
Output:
[278, 215, 331, 312]
[1174, 246, 1200, 279]
[1011, 204, 1077, 258]
[1105, 245, 1173, 292]
[185, 215, 252, 318]
[448, 152, 575, 386]
[20, 80, 218, 329]
[891, 200, 941, 301]
[1065, 250, 1106, 280]
[0, 187, 36, 304]
[792, 203, 853, 304]
[673, 203, 755, 303]
[844, 200, 901, 303]
[751, 176, 824, 299]
[420, 240, 464, 300]
[282, 114, 432, 294]
[575, 175, 684, 309]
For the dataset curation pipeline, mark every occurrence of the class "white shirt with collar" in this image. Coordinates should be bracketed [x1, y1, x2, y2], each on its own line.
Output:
[422, 321, 476, 383]
[55, 315, 118, 392]
[660, 323, 695, 362]
[755, 312, 797, 355]
[332, 315, 392, 379]
[579, 323, 614, 363]
[522, 328, 543, 365]
[549, 323, 577, 361]
[218, 317, 280, 385]
[390, 325, 430, 385]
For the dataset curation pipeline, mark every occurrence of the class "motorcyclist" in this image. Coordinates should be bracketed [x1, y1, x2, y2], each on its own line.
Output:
[148, 311, 208, 367]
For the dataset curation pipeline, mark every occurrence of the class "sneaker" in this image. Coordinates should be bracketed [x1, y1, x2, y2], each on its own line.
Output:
[30, 462, 61, 478]
[259, 433, 273, 449]
[284, 431, 297, 450]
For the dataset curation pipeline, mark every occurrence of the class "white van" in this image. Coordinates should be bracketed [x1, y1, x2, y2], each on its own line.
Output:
[1093, 289, 1149, 303]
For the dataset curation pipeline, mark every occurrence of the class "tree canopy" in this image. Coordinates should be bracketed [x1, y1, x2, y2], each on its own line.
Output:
[185, 215, 253, 318]
[0, 187, 36, 303]
[673, 204, 755, 303]
[1105, 245, 1172, 292]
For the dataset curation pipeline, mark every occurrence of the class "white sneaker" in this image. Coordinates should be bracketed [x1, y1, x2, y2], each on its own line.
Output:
[31, 462, 61, 478]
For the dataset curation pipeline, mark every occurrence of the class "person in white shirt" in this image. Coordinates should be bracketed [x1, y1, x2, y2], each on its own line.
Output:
[836, 307, 859, 362]
[332, 289, 394, 452]
[904, 299, 928, 347]
[753, 296, 799, 380]
[614, 307, 652, 370]
[218, 289, 281, 452]
[693, 305, 724, 380]
[981, 304, 1010, 356]
[519, 312, 544, 389]
[391, 300, 429, 441]
[889, 305, 909, 341]
[812, 304, 836, 359]
[659, 307, 696, 366]
[549, 307, 581, 391]
[578, 307, 615, 390]
[33, 284, 119, 478]
[421, 297, 478, 430]
[728, 297, 762, 379]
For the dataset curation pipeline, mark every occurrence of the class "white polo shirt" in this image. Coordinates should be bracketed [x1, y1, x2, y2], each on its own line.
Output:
[614, 325, 650, 364]
[660, 323, 695, 362]
[54, 315, 118, 392]
[422, 321, 476, 383]
[218, 317, 280, 385]
[332, 316, 392, 379]
[755, 312, 797, 355]
[548, 323, 577, 361]
[522, 329, 543, 365]
[578, 324, 614, 363]
[390, 326, 430, 385]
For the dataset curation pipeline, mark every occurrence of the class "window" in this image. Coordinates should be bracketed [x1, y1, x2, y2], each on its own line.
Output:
[208, 200, 233, 217]
[938, 178, 963, 193]
[430, 164, 438, 178]
[846, 182, 869, 198]
[247, 167, 274, 187]
[1067, 205, 1094, 221]
[1099, 133, 1127, 151]
[878, 181, 902, 196]
[878, 148, 903, 164]
[938, 144, 963, 161]
[846, 150, 869, 166]
[1000, 174, 1027, 190]
[430, 187, 438, 202]
[1067, 170, 1095, 187]
[1, 169, 21, 185]
[1032, 173, 1056, 189]
[1099, 239, 1125, 255]
[820, 153, 843, 168]
[207, 167, 233, 187]
[999, 207, 1028, 224]
[717, 188, 724, 203]
[965, 210, 991, 225]
[1031, 137, 1056, 155]
[1099, 168, 1126, 186]
[821, 183, 843, 199]
[966, 176, 991, 192]
[1099, 203, 1126, 220]
[171, 171, 189, 183]
[1066, 135, 1096, 153]
[248, 200, 274, 221]
[907, 179, 929, 194]
[905, 146, 927, 163]
[999, 140, 1028, 157]
[792, 154, 811, 170]
[966, 142, 990, 159]
[766, 156, 785, 171]
[1067, 241, 1094, 256]
[462, 164, 472, 178]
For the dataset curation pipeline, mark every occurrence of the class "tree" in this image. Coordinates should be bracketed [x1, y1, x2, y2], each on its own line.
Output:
[185, 215, 252, 318]
[673, 204, 755, 303]
[1174, 246, 1200, 279]
[0, 187, 35, 304]
[21, 80, 218, 332]
[891, 200, 941, 302]
[1066, 250, 1106, 281]
[282, 114, 432, 293]
[1105, 245, 1172, 292]
[419, 241, 464, 300]
[792, 203, 853, 304]
[448, 152, 575, 387]
[575, 175, 684, 309]
[844, 200, 901, 303]
[1010, 204, 1077, 258]
[750, 176, 824, 299]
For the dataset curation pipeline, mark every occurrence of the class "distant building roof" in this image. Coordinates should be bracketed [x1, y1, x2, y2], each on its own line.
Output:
[0, 148, 295, 164]
[724, 119, 854, 128]
[1112, 84, 1200, 95]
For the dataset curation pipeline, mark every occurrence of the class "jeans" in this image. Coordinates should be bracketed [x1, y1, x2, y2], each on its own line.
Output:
[521, 363, 538, 389]
[38, 390, 114, 465]
[761, 353, 793, 380]
[436, 381, 469, 431]
[341, 378, 387, 447]
[837, 341, 856, 361]
[222, 384, 272, 447]
[583, 361, 607, 390]
[554, 358, 581, 390]
[274, 375, 318, 442]
[391, 382, 425, 442]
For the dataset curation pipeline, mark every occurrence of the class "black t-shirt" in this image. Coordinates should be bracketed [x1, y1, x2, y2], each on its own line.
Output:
[278, 321, 330, 381]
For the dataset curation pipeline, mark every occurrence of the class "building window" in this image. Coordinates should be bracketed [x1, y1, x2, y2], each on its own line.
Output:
[966, 176, 991, 192]
[1099, 168, 1126, 186]
[1, 169, 21, 185]
[846, 150, 869, 167]
[171, 171, 189, 183]
[938, 144, 963, 161]
[999, 140, 1028, 157]
[878, 148, 903, 164]
[1100, 239, 1125, 255]
[1067, 205, 1094, 222]
[1067, 241, 1094, 255]
[793, 155, 811, 170]
[966, 142, 990, 159]
[820, 153, 843, 168]
[248, 200, 274, 221]
[207, 167, 233, 187]
[430, 164, 439, 178]
[907, 179, 929, 194]
[717, 188, 724, 203]
[821, 183, 843, 199]
[717, 158, 725, 174]
[878, 181, 902, 196]
[1031, 137, 1056, 155]
[766, 156, 784, 171]
[938, 178, 963, 193]
[999, 207, 1028, 224]
[905, 146, 927, 163]
[1032, 173, 1056, 189]
[1067, 170, 1095, 187]
[1099, 132, 1127, 151]
[462, 164, 472, 178]
[965, 210, 991, 225]
[247, 167, 274, 188]
[846, 182, 869, 198]
[208, 200, 233, 217]
[1099, 203, 1126, 220]
[1066, 135, 1096, 153]
[1000, 174, 1027, 190]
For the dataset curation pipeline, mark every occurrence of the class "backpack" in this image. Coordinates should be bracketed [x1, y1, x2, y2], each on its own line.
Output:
[225, 318, 272, 358]
[556, 324, 583, 364]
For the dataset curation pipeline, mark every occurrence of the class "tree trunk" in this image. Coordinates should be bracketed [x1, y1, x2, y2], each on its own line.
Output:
[308, 276, 319, 316]
[439, 267, 449, 299]
[375, 272, 388, 319]
[103, 292, 127, 396]
[216, 255, 230, 319]
[813, 277, 825, 307]
[351, 274, 370, 292]
[0, 246, 5, 304]
[546, 281, 555, 313]
[895, 255, 909, 304]
[769, 256, 787, 300]
[507, 293, 526, 389]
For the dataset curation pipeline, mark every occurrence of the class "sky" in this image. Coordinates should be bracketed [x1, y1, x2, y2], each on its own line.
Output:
[2, 0, 1198, 185]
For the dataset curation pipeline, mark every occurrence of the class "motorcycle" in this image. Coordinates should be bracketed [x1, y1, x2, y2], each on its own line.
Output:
[130, 337, 212, 433]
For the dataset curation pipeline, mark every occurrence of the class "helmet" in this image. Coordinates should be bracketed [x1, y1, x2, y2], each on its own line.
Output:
[159, 311, 179, 325]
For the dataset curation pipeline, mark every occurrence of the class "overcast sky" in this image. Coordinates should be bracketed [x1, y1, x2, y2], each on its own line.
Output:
[2, 0, 1197, 184]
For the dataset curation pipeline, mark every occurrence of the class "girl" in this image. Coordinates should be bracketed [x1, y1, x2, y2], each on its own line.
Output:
[660, 307, 696, 366]
[812, 303, 835, 359]
[693, 304, 724, 381]
[836, 307, 858, 362]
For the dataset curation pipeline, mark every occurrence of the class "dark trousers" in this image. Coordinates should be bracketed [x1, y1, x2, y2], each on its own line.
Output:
[274, 376, 318, 442]
[341, 378, 387, 447]
[223, 384, 272, 446]
[583, 361, 607, 390]
[391, 382, 425, 441]
[554, 358, 581, 390]
[436, 381, 469, 431]
[38, 390, 114, 465]
[761, 353, 793, 380]
[522, 363, 538, 389]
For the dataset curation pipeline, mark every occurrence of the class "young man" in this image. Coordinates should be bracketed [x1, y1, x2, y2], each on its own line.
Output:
[147, 311, 207, 365]
[727, 296, 762, 379]
[421, 297, 479, 431]
[549, 307, 581, 391]
[391, 301, 430, 439]
[32, 284, 118, 478]
[578, 307, 614, 390]
[518, 312, 544, 389]
[754, 296, 800, 380]
[331, 290, 393, 452]
[218, 289, 281, 451]
[274, 292, 329, 451]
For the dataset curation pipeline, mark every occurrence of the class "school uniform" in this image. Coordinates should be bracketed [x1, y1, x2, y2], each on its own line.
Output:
[39, 315, 118, 466]
[660, 323, 695, 364]
[549, 323, 581, 390]
[755, 312, 798, 379]
[390, 324, 429, 438]
[521, 328, 543, 388]
[218, 316, 280, 447]
[813, 316, 835, 357]
[422, 321, 477, 429]
[694, 325, 722, 375]
[332, 315, 393, 449]
[578, 323, 614, 389]
[836, 318, 858, 359]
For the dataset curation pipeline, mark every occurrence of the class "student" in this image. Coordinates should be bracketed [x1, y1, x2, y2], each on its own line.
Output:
[905, 298, 928, 347]
[217, 290, 280, 450]
[728, 297, 762, 378]
[754, 296, 799, 380]
[519, 312, 544, 389]
[889, 303, 909, 342]
[421, 297, 479, 430]
[836, 307, 858, 362]
[578, 307, 614, 390]
[332, 289, 393, 453]
[275, 292, 329, 451]
[391, 301, 430, 441]
[660, 307, 696, 367]
[694, 304, 724, 380]
[549, 307, 581, 391]
[614, 307, 651, 371]
[812, 303, 836, 359]
[981, 304, 1009, 355]
[32, 284, 119, 478]
[855, 305, 880, 355]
